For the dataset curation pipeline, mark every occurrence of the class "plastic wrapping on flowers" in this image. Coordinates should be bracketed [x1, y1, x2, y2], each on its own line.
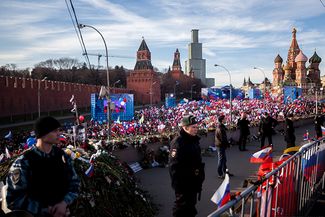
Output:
[69, 152, 157, 217]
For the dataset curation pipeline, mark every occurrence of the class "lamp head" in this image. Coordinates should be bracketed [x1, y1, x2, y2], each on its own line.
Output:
[78, 24, 86, 29]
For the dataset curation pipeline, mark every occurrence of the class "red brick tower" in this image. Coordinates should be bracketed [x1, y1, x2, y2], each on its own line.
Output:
[170, 48, 183, 79]
[127, 38, 161, 105]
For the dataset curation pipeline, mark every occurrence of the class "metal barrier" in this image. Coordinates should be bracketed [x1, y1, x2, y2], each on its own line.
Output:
[208, 139, 325, 217]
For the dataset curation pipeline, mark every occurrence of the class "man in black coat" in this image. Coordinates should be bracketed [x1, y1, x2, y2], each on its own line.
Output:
[259, 112, 278, 149]
[314, 114, 324, 139]
[169, 115, 205, 217]
[284, 113, 295, 148]
[237, 112, 250, 151]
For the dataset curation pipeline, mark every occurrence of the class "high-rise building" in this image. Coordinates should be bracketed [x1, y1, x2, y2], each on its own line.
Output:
[185, 29, 211, 86]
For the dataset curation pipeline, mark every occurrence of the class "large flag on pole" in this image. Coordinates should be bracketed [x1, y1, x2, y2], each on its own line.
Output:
[211, 173, 231, 208]
[99, 86, 108, 99]
[250, 147, 273, 163]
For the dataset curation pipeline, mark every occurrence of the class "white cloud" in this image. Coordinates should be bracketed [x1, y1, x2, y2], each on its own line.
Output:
[0, 0, 324, 77]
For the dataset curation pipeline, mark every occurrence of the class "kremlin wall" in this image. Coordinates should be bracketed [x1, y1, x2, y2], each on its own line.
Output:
[0, 76, 129, 118]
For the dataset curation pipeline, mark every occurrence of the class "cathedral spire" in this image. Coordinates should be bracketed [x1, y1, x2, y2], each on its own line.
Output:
[287, 27, 300, 69]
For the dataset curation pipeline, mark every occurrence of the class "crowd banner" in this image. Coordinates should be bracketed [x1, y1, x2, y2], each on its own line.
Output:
[208, 138, 325, 217]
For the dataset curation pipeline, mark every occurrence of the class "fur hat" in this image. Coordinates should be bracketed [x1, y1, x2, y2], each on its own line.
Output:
[181, 115, 198, 126]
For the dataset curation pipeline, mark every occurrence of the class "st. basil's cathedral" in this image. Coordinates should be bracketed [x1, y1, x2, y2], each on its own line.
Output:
[272, 28, 322, 95]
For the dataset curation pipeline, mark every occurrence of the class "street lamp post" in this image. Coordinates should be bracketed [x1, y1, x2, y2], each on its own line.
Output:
[253, 67, 267, 108]
[150, 81, 157, 106]
[191, 84, 196, 100]
[214, 64, 233, 124]
[38, 77, 47, 118]
[78, 23, 111, 140]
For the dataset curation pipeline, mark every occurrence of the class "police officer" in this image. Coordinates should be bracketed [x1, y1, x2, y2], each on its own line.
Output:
[237, 112, 250, 151]
[169, 115, 205, 217]
[259, 112, 278, 148]
[284, 113, 295, 148]
[5, 116, 80, 217]
[314, 114, 324, 139]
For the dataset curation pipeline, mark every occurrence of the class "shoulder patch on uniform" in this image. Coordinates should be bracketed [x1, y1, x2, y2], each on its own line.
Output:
[11, 169, 21, 184]
[171, 149, 177, 158]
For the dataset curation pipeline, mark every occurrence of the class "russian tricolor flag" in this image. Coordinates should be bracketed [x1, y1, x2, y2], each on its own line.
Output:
[250, 147, 273, 164]
[211, 173, 231, 208]
[85, 164, 94, 177]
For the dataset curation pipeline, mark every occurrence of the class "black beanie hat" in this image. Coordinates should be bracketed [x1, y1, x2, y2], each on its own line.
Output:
[34, 116, 61, 138]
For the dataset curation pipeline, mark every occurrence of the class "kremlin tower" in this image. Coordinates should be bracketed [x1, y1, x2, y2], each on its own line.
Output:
[127, 38, 161, 104]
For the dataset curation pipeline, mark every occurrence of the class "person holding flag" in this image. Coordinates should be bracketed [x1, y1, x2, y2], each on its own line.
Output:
[4, 116, 80, 217]
[169, 115, 205, 217]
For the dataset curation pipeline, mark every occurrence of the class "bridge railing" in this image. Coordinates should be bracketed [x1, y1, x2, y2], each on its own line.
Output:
[208, 139, 325, 217]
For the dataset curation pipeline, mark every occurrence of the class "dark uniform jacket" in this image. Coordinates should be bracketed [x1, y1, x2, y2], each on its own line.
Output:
[259, 116, 278, 136]
[237, 118, 250, 135]
[169, 129, 205, 193]
[6, 146, 80, 215]
[215, 123, 229, 148]
[314, 115, 324, 138]
[284, 118, 295, 143]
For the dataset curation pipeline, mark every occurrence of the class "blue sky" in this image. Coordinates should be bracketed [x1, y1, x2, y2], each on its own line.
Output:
[0, 0, 325, 87]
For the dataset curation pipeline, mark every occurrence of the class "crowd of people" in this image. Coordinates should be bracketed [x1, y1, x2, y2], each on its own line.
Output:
[0, 97, 321, 162]
[0, 97, 324, 217]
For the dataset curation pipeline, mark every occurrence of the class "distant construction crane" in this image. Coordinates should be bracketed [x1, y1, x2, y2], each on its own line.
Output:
[82, 53, 133, 69]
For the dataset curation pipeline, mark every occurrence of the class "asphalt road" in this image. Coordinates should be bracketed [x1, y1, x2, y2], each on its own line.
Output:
[135, 120, 317, 217]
